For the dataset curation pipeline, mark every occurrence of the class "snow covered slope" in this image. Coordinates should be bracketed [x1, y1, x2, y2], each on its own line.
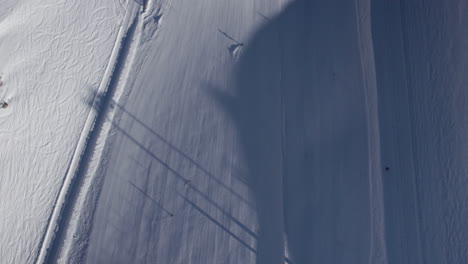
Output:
[2, 0, 468, 263]
[0, 0, 125, 263]
[372, 1, 468, 263]
[70, 0, 465, 263]
[59, 0, 386, 263]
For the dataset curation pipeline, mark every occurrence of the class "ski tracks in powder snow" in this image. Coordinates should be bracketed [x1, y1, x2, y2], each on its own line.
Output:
[35, 1, 157, 263]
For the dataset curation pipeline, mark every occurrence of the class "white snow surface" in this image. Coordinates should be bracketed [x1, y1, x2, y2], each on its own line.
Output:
[1, 0, 468, 263]
[0, 0, 125, 263]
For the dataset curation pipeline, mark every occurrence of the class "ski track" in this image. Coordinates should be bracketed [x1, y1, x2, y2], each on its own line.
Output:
[84, 0, 376, 263]
[353, 0, 387, 263]
[46, 2, 160, 263]
[2, 0, 468, 263]
[80, 0, 468, 263]
[0, 0, 124, 263]
[36, 1, 144, 263]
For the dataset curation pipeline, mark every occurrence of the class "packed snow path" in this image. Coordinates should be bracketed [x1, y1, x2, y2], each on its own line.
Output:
[1, 0, 468, 263]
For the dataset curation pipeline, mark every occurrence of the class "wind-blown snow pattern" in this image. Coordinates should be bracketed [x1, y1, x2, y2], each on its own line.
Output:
[0, 0, 124, 263]
[1, 0, 468, 263]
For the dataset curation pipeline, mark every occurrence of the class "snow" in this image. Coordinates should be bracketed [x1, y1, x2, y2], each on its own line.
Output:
[372, 1, 468, 263]
[1, 0, 468, 263]
[0, 0, 124, 263]
[70, 0, 380, 263]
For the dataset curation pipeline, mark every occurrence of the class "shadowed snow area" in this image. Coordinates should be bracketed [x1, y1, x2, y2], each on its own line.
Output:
[372, 1, 468, 263]
[1, 0, 468, 263]
[83, 0, 376, 263]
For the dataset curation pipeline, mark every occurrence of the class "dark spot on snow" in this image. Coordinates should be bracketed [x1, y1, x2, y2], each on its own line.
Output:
[228, 43, 244, 57]
[384, 167, 390, 171]
[217, 29, 245, 59]
[1, 102, 8, 109]
[153, 13, 162, 24]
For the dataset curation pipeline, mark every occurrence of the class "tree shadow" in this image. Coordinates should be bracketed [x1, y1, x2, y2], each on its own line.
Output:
[210, 2, 307, 263]
[80, 0, 372, 262]
[211, 0, 372, 263]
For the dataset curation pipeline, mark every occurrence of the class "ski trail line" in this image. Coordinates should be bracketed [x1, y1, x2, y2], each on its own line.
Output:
[353, 0, 387, 263]
[35, 2, 141, 263]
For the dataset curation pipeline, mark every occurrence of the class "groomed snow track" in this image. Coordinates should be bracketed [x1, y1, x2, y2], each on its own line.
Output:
[35, 2, 143, 263]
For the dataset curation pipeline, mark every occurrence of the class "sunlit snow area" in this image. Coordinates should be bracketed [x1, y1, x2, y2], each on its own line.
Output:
[1, 0, 468, 263]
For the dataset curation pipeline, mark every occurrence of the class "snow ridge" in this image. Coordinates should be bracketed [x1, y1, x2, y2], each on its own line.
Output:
[35, 2, 142, 263]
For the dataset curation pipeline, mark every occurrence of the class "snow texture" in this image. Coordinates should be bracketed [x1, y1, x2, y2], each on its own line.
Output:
[1, 0, 468, 263]
[0, 0, 124, 263]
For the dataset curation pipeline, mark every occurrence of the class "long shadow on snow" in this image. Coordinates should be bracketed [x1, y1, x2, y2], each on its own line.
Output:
[211, 1, 371, 263]
[84, 94, 261, 258]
